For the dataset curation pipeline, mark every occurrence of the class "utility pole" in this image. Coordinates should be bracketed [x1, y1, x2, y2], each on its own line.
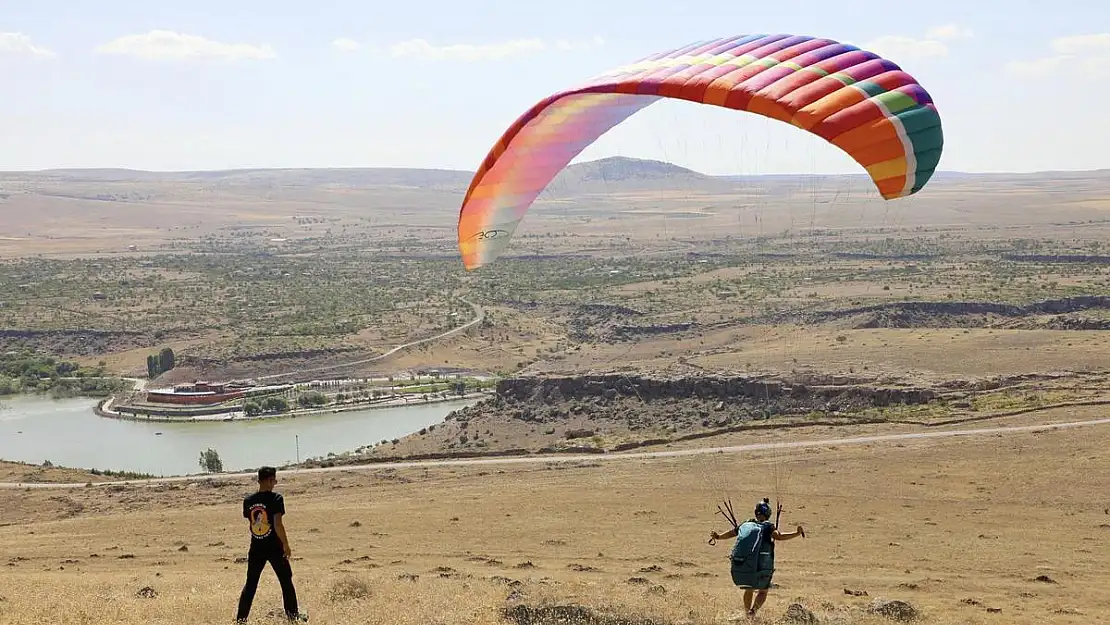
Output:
[295, 435, 300, 465]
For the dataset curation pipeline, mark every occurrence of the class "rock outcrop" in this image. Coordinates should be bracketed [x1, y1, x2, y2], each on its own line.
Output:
[493, 374, 934, 409]
[0, 328, 151, 356]
[772, 295, 1110, 329]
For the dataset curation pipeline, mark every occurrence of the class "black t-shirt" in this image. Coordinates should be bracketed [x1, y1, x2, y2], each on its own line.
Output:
[243, 490, 285, 550]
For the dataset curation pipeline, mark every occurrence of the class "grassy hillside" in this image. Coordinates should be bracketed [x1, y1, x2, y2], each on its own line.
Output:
[2, 405, 1108, 624]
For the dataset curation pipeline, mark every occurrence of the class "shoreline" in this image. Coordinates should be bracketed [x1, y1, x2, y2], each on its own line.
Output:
[7, 394, 1110, 482]
[95, 390, 490, 423]
[1, 390, 117, 402]
[6, 412, 1110, 487]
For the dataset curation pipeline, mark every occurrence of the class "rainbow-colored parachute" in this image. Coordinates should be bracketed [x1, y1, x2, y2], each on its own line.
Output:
[457, 33, 944, 270]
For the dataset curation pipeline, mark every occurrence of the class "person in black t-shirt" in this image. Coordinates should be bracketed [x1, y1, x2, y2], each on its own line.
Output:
[235, 466, 306, 623]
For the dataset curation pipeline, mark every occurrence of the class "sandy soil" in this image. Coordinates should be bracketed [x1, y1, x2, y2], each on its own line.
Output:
[1, 407, 1107, 624]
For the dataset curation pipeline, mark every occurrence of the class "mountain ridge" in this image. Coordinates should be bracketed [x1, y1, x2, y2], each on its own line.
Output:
[2, 157, 1108, 204]
[12, 155, 1110, 183]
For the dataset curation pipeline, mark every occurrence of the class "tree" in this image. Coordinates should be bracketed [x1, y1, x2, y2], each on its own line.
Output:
[53, 360, 78, 376]
[297, 391, 328, 408]
[158, 348, 176, 373]
[261, 396, 289, 413]
[199, 448, 223, 473]
[147, 348, 176, 379]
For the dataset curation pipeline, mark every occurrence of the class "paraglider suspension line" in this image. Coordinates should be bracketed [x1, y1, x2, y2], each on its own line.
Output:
[709, 498, 739, 545]
[775, 500, 806, 538]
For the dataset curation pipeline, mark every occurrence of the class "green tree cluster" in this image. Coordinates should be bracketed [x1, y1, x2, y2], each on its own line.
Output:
[243, 395, 291, 416]
[198, 448, 223, 473]
[146, 348, 176, 379]
[0, 350, 117, 397]
[296, 391, 328, 408]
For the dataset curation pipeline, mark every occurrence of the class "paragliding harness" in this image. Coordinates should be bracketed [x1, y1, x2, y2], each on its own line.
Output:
[709, 499, 783, 575]
[729, 520, 770, 572]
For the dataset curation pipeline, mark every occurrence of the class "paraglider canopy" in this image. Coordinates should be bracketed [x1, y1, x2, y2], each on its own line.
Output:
[457, 33, 944, 270]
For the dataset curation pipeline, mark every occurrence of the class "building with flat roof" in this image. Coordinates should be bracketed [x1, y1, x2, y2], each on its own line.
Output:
[144, 380, 292, 406]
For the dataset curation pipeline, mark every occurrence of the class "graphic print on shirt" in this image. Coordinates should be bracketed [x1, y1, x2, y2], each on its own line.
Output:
[248, 503, 273, 539]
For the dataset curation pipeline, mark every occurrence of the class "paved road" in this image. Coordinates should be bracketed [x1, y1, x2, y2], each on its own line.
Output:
[5, 415, 1108, 490]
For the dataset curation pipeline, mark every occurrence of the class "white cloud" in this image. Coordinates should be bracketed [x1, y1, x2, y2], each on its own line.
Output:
[925, 24, 974, 40]
[864, 35, 950, 59]
[1006, 33, 1110, 77]
[1052, 33, 1110, 54]
[386, 36, 604, 61]
[0, 32, 54, 58]
[96, 30, 277, 61]
[389, 38, 543, 61]
[862, 24, 972, 60]
[331, 38, 362, 52]
[553, 36, 606, 51]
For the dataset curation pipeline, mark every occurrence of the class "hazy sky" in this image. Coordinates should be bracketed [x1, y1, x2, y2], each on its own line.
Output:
[1, 0, 1107, 174]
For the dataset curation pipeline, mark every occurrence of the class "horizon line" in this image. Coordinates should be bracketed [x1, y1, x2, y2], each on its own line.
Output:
[1, 156, 1106, 178]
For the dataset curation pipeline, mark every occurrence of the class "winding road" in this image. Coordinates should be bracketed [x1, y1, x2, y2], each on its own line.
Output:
[97, 298, 484, 415]
[4, 414, 1108, 490]
[255, 297, 484, 382]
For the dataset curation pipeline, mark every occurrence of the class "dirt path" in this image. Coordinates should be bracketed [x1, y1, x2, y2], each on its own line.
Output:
[5, 412, 1108, 490]
[253, 297, 484, 382]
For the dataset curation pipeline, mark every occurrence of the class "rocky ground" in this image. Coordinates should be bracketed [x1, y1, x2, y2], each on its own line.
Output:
[301, 370, 1110, 467]
[3, 408, 1108, 624]
[0, 460, 125, 486]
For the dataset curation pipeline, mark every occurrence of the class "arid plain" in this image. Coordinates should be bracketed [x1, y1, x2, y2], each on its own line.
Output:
[2, 159, 1110, 623]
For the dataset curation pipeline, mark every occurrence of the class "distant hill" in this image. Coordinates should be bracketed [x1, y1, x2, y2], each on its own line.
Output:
[4, 157, 1110, 197]
[22, 166, 475, 190]
[561, 157, 707, 182]
[1, 156, 1108, 257]
[542, 156, 737, 195]
[23, 156, 707, 188]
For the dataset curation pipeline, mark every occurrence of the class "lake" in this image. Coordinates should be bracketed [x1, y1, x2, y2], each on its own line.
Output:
[0, 394, 477, 477]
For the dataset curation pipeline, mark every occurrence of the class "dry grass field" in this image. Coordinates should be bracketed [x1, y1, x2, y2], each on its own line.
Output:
[3, 160, 1110, 623]
[528, 325, 1110, 381]
[2, 405, 1109, 625]
[2, 160, 1110, 384]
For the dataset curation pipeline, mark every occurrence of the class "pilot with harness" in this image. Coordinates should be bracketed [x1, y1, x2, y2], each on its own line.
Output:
[709, 498, 805, 619]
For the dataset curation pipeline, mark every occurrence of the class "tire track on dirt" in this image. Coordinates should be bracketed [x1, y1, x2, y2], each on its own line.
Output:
[4, 412, 1109, 489]
[254, 297, 484, 382]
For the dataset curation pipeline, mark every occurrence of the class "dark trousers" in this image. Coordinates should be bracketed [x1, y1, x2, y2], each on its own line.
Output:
[236, 546, 298, 621]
